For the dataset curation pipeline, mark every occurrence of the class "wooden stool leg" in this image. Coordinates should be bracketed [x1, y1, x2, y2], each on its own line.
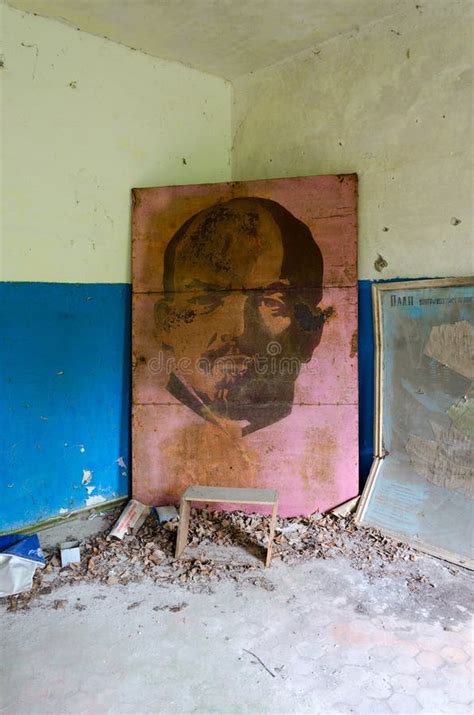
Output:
[175, 499, 191, 559]
[265, 501, 278, 567]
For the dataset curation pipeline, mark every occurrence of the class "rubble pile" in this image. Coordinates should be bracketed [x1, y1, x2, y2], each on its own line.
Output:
[4, 508, 415, 611]
[185, 508, 415, 567]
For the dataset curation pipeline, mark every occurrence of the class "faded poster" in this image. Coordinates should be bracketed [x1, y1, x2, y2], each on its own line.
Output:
[359, 279, 474, 567]
[132, 176, 358, 515]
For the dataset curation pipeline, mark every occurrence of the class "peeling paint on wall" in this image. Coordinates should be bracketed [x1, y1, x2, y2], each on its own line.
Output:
[81, 469, 93, 485]
[374, 254, 388, 273]
[85, 495, 106, 507]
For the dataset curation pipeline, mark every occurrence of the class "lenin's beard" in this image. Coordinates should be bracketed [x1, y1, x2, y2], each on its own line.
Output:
[196, 339, 299, 423]
[184, 302, 313, 434]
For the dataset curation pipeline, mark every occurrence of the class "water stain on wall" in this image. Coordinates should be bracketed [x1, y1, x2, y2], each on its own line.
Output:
[301, 425, 338, 509]
[350, 330, 358, 358]
[162, 421, 261, 498]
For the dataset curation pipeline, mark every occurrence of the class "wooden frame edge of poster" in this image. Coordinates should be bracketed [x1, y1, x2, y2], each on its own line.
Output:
[399, 534, 474, 571]
[372, 284, 383, 457]
[373, 276, 474, 292]
[354, 456, 382, 524]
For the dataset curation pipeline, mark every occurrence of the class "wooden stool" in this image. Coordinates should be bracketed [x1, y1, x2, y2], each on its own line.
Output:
[175, 486, 279, 567]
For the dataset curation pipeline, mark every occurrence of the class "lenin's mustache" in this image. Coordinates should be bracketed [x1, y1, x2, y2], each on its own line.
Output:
[198, 342, 257, 376]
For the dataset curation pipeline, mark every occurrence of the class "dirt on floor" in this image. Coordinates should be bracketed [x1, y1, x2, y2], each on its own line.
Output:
[4, 507, 472, 624]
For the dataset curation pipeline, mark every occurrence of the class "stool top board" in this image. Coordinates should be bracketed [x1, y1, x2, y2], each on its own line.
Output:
[183, 485, 278, 506]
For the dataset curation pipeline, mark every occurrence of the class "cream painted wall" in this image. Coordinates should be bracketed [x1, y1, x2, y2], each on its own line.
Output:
[232, 1, 473, 281]
[1, 4, 231, 283]
[2, 1, 472, 284]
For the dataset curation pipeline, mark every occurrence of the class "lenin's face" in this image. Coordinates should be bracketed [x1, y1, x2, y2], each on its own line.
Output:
[155, 198, 325, 436]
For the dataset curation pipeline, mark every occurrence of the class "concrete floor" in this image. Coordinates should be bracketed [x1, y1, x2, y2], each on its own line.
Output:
[1, 539, 473, 715]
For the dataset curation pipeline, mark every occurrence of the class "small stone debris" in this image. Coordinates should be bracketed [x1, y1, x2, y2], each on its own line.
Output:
[3, 507, 418, 611]
[127, 601, 143, 610]
[153, 602, 188, 612]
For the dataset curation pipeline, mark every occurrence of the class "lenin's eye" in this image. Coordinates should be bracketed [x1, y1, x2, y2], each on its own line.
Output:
[260, 294, 288, 316]
[187, 293, 224, 314]
[263, 297, 284, 309]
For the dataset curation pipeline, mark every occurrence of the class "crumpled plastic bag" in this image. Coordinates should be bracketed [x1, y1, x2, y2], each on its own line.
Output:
[0, 533, 45, 597]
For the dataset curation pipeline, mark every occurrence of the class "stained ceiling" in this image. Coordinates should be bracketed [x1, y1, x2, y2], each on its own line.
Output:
[7, 0, 412, 79]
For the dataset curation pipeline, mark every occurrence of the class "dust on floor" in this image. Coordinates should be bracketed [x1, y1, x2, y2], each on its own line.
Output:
[1, 510, 473, 714]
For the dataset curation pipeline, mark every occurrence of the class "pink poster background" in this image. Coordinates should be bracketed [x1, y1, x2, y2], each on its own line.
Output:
[132, 175, 358, 515]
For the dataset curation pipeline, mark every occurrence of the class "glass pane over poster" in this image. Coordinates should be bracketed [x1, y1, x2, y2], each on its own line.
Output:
[357, 278, 474, 568]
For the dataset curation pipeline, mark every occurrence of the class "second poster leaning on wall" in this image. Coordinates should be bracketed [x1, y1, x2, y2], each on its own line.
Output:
[357, 278, 474, 568]
[132, 175, 358, 516]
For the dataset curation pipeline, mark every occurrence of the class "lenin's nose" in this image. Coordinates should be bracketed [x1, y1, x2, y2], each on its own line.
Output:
[219, 294, 247, 345]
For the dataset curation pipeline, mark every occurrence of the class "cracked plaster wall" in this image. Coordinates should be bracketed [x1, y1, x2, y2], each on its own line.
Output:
[231, 0, 473, 281]
[1, 4, 232, 284]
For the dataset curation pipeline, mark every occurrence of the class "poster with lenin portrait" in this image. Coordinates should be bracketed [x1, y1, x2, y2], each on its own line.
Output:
[132, 175, 358, 516]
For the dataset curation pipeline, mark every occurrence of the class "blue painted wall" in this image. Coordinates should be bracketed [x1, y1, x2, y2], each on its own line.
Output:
[358, 280, 376, 483]
[1, 283, 131, 531]
[1, 279, 378, 532]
